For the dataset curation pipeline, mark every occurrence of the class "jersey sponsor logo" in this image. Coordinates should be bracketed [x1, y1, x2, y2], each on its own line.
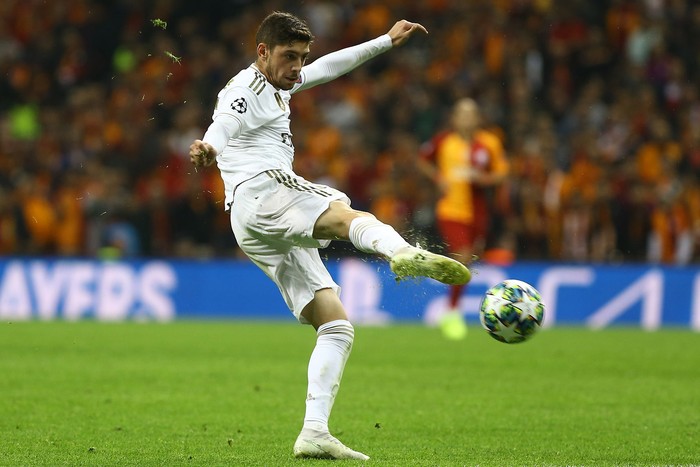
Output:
[248, 71, 266, 95]
[231, 97, 247, 114]
[264, 169, 332, 197]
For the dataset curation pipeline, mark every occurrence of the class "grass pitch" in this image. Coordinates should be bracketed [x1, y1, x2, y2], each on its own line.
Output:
[0, 320, 698, 466]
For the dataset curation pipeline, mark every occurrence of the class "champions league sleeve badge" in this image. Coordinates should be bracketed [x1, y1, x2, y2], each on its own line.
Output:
[231, 97, 248, 114]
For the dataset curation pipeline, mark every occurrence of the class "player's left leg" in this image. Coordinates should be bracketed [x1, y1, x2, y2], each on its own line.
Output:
[294, 288, 369, 460]
[229, 175, 369, 459]
[233, 247, 369, 459]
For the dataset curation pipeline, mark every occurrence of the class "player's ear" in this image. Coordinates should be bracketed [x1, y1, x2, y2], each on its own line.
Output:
[257, 43, 269, 60]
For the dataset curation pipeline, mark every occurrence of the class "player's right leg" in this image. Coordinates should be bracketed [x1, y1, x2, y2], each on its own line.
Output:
[388, 244, 471, 285]
[314, 202, 471, 285]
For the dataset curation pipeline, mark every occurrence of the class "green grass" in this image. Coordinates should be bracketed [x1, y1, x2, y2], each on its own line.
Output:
[0, 321, 698, 466]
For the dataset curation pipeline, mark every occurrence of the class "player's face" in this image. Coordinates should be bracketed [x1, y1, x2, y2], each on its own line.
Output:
[451, 100, 480, 135]
[260, 41, 310, 90]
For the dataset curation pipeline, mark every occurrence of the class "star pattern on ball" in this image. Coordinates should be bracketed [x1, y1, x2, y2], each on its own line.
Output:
[516, 298, 540, 321]
[493, 319, 522, 342]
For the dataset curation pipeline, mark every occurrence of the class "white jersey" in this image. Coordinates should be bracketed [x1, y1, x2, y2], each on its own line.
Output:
[205, 34, 393, 209]
[212, 65, 296, 208]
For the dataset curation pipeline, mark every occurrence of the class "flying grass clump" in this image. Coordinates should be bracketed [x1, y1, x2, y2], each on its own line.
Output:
[151, 18, 167, 29]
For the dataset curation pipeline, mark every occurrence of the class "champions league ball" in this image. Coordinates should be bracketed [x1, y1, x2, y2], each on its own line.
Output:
[479, 280, 545, 344]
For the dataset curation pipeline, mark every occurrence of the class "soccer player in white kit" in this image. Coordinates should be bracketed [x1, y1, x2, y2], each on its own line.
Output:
[189, 11, 470, 460]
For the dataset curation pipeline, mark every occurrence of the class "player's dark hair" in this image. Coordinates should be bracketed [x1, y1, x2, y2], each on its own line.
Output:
[255, 11, 313, 48]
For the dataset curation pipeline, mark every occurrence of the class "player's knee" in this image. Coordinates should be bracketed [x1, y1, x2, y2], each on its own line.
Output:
[317, 319, 355, 349]
[341, 211, 375, 235]
[302, 288, 348, 327]
[315, 203, 375, 240]
[352, 211, 376, 221]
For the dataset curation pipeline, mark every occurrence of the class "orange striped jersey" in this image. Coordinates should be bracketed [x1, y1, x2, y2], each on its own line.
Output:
[420, 129, 508, 223]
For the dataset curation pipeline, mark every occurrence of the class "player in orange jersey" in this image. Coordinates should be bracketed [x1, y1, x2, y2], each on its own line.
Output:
[418, 98, 509, 339]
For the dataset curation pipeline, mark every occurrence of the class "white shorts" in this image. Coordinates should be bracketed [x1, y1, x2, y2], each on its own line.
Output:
[229, 169, 350, 322]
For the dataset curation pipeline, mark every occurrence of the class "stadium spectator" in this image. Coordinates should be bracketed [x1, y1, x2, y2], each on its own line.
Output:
[0, 0, 698, 264]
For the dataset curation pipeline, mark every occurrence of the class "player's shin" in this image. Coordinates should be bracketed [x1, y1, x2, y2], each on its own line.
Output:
[303, 319, 354, 432]
[348, 216, 410, 258]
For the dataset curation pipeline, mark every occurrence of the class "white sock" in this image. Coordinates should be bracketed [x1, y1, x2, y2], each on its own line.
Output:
[348, 216, 410, 258]
[303, 320, 355, 433]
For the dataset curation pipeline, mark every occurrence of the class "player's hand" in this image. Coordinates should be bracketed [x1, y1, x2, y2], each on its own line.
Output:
[189, 139, 217, 168]
[387, 20, 428, 47]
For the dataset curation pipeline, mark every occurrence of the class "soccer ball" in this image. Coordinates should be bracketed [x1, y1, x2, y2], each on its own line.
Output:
[479, 279, 545, 344]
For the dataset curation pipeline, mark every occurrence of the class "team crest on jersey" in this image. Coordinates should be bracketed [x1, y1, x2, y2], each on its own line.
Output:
[274, 92, 286, 111]
[231, 97, 247, 114]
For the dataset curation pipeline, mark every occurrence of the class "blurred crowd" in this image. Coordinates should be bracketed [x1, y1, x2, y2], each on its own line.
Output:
[1, 0, 699, 263]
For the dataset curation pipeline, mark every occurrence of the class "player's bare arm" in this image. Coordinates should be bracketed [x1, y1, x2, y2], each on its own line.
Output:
[416, 158, 450, 194]
[189, 139, 216, 168]
[386, 20, 428, 47]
